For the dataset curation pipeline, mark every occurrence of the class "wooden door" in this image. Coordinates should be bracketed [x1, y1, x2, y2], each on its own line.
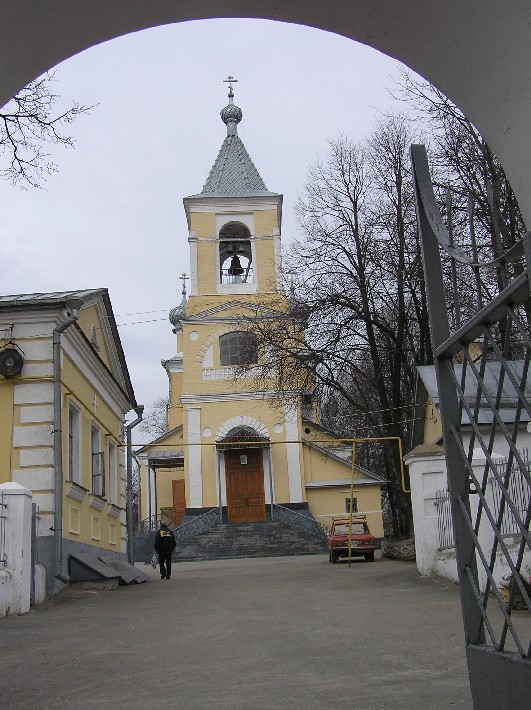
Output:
[172, 479, 186, 525]
[225, 448, 266, 523]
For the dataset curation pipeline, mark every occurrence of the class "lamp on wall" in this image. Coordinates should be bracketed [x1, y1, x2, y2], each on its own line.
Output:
[0, 344, 24, 378]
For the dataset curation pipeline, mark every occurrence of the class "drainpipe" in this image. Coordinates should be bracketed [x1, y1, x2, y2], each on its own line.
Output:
[53, 298, 84, 584]
[125, 406, 143, 564]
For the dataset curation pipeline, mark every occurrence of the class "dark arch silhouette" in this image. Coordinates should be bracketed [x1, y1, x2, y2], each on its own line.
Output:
[1, 3, 531, 221]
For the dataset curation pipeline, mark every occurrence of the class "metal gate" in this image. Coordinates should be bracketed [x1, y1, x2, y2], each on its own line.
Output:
[411, 145, 531, 708]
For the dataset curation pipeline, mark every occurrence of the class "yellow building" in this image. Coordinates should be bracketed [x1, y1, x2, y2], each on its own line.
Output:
[0, 289, 137, 594]
[138, 86, 384, 538]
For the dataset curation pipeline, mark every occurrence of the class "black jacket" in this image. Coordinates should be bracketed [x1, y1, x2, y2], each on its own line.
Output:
[154, 526, 176, 553]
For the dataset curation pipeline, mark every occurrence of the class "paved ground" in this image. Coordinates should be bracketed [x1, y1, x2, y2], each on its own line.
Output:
[1, 553, 473, 709]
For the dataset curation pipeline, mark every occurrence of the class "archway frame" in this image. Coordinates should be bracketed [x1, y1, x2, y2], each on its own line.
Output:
[1, 2, 531, 222]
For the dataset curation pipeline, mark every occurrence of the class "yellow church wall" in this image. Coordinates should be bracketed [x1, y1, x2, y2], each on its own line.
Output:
[189, 206, 278, 238]
[178, 398, 295, 508]
[189, 212, 216, 238]
[254, 237, 277, 290]
[59, 352, 126, 552]
[196, 239, 219, 294]
[301, 444, 353, 484]
[302, 444, 384, 536]
[138, 429, 185, 521]
[167, 372, 183, 430]
[76, 304, 112, 371]
[187, 205, 280, 297]
[185, 293, 287, 318]
[254, 209, 278, 236]
[270, 443, 292, 504]
[157, 467, 186, 515]
[423, 397, 442, 444]
[306, 486, 384, 537]
[200, 444, 218, 507]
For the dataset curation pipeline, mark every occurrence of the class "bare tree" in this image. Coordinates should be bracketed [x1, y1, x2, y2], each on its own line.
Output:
[240, 79, 527, 539]
[240, 119, 430, 536]
[139, 397, 170, 438]
[393, 68, 527, 346]
[394, 68, 526, 254]
[0, 72, 94, 188]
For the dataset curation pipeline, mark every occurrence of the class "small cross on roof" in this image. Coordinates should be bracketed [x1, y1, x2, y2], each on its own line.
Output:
[224, 75, 238, 97]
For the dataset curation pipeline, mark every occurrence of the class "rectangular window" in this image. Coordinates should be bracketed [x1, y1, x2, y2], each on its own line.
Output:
[91, 425, 105, 497]
[345, 497, 358, 514]
[68, 405, 81, 484]
[108, 440, 117, 505]
[219, 331, 258, 366]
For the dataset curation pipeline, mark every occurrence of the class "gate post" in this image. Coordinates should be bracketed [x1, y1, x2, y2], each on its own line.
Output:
[0, 482, 33, 615]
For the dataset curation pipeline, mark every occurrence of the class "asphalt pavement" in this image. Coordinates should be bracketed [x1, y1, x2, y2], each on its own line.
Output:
[0, 553, 473, 709]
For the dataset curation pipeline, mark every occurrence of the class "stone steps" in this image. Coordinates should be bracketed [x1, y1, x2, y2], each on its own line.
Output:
[135, 520, 328, 564]
[172, 521, 327, 562]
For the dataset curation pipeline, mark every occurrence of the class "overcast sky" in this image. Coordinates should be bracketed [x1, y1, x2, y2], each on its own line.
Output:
[0, 19, 412, 430]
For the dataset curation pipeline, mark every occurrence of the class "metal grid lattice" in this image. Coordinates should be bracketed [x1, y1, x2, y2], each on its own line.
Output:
[411, 144, 531, 707]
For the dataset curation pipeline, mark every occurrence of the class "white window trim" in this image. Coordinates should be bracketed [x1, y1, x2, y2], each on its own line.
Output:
[68, 404, 82, 485]
[108, 440, 117, 505]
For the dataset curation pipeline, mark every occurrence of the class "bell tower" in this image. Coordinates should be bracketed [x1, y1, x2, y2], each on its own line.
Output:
[161, 79, 304, 522]
[183, 79, 283, 303]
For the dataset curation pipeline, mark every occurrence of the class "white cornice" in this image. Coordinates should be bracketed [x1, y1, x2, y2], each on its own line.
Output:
[180, 390, 299, 404]
[62, 326, 132, 416]
[183, 194, 283, 231]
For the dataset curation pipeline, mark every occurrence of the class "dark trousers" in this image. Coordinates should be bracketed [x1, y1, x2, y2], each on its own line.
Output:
[158, 551, 172, 579]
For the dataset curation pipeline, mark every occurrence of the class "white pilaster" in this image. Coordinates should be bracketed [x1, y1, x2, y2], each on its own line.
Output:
[187, 407, 203, 507]
[284, 404, 303, 503]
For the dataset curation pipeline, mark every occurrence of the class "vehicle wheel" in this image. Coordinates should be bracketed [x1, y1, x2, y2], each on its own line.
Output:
[364, 551, 375, 562]
[331, 552, 338, 564]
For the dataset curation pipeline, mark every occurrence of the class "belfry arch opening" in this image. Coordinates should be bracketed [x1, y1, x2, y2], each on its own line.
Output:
[219, 222, 253, 284]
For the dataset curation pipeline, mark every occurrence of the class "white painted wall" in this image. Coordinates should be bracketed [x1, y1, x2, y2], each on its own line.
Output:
[406, 443, 531, 589]
[0, 482, 33, 617]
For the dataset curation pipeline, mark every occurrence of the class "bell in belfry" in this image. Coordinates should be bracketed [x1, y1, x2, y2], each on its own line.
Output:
[228, 254, 244, 276]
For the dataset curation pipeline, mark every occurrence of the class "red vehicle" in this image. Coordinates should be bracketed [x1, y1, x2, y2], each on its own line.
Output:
[328, 516, 377, 563]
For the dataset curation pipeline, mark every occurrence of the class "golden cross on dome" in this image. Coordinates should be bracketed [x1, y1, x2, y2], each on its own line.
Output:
[224, 75, 238, 96]
[180, 272, 189, 294]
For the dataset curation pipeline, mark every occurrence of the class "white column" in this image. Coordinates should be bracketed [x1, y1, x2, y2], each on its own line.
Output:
[284, 404, 303, 503]
[0, 482, 33, 615]
[405, 445, 452, 578]
[188, 234, 198, 295]
[187, 407, 203, 508]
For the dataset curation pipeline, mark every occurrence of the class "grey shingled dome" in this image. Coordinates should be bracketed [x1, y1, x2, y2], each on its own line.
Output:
[201, 93, 272, 196]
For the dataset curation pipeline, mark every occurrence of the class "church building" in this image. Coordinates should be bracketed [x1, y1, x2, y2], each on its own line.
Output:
[138, 83, 385, 536]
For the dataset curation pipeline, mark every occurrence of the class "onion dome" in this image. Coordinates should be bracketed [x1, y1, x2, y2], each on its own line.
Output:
[169, 289, 187, 329]
[220, 101, 242, 127]
[220, 84, 242, 136]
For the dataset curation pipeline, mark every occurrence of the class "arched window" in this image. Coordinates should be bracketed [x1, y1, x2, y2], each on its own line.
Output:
[219, 222, 253, 284]
[219, 331, 258, 366]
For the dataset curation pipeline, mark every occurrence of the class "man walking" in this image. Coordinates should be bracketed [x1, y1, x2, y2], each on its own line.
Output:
[154, 520, 176, 580]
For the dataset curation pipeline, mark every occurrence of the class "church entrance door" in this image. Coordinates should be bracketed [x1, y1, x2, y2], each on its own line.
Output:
[172, 479, 186, 525]
[225, 448, 266, 523]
